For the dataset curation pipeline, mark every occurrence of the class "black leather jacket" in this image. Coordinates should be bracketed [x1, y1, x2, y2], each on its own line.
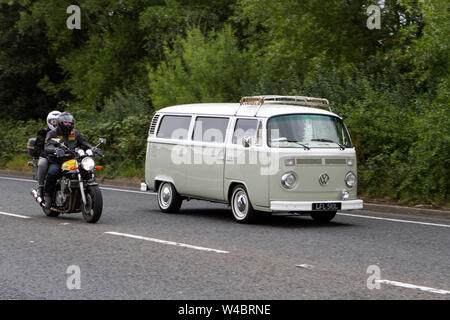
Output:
[45, 127, 93, 163]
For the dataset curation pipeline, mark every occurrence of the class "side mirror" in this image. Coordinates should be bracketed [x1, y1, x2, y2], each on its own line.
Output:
[98, 138, 106, 145]
[242, 136, 252, 148]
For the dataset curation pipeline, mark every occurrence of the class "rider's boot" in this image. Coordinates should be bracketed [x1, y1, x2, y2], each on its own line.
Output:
[37, 185, 44, 198]
[44, 194, 52, 209]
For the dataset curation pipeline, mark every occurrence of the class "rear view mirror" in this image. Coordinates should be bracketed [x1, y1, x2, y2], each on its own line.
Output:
[242, 136, 252, 148]
[98, 138, 106, 145]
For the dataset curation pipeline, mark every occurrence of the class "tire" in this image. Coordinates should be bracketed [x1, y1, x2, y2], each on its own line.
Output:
[310, 211, 336, 223]
[81, 186, 103, 223]
[157, 182, 182, 213]
[230, 185, 257, 223]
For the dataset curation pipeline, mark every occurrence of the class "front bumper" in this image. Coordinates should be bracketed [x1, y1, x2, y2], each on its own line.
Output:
[270, 200, 363, 212]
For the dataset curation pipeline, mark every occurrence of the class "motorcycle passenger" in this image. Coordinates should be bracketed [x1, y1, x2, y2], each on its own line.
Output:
[43, 112, 99, 208]
[35, 110, 61, 197]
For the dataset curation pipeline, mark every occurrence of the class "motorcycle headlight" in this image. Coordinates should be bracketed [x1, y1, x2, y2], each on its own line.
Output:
[81, 157, 95, 171]
[345, 171, 356, 188]
[281, 172, 297, 189]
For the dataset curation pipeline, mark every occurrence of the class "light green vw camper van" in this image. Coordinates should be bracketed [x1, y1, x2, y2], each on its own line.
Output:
[145, 95, 363, 223]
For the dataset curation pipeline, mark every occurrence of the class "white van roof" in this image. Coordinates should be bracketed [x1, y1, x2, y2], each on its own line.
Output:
[157, 103, 340, 118]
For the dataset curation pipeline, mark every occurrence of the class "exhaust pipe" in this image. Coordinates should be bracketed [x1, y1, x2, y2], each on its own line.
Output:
[31, 189, 44, 207]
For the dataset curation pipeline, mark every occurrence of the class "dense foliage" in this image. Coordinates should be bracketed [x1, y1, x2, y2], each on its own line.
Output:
[0, 0, 448, 205]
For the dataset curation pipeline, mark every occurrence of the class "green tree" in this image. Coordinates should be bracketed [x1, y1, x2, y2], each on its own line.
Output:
[148, 25, 252, 108]
[0, 1, 65, 120]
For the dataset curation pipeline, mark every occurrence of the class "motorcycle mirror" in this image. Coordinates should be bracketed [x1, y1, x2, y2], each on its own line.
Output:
[98, 138, 106, 145]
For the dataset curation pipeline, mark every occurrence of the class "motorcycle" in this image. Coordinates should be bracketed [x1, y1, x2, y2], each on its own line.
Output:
[30, 138, 106, 223]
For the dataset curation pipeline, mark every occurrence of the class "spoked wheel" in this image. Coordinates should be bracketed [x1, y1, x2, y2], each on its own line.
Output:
[230, 185, 257, 223]
[81, 186, 103, 223]
[310, 211, 337, 223]
[157, 182, 182, 213]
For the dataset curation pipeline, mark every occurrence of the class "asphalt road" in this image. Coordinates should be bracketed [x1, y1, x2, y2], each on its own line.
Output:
[0, 175, 449, 300]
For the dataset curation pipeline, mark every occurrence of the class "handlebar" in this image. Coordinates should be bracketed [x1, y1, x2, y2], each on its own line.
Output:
[52, 137, 105, 158]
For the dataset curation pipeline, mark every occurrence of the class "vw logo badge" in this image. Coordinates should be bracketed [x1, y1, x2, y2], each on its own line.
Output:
[319, 173, 330, 186]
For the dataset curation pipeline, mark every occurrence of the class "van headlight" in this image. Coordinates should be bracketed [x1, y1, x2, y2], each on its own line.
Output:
[81, 157, 95, 171]
[345, 171, 356, 188]
[281, 172, 297, 189]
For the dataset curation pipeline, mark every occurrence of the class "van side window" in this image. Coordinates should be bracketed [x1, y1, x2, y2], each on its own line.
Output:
[232, 119, 258, 144]
[157, 115, 191, 140]
[193, 117, 229, 143]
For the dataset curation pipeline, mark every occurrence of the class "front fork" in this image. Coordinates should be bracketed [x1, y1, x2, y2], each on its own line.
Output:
[76, 162, 87, 206]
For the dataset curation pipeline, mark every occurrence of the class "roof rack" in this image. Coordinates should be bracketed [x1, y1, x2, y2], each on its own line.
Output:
[239, 95, 331, 112]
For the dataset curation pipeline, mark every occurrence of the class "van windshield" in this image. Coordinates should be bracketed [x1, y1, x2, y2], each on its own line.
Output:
[267, 114, 352, 148]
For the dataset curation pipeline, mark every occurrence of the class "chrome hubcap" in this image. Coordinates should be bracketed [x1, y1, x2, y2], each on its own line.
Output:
[237, 195, 247, 212]
[160, 184, 172, 208]
[233, 190, 248, 219]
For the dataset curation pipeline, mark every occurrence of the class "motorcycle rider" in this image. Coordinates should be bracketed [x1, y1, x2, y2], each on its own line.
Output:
[43, 112, 101, 208]
[35, 110, 61, 197]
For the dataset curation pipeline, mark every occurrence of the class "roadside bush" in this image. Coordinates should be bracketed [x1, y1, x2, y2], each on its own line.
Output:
[0, 119, 43, 168]
[69, 88, 153, 178]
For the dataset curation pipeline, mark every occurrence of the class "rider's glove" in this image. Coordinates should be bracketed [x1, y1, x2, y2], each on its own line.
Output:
[92, 147, 103, 157]
[56, 148, 65, 158]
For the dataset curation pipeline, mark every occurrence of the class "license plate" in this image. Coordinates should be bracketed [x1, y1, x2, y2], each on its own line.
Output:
[312, 202, 341, 211]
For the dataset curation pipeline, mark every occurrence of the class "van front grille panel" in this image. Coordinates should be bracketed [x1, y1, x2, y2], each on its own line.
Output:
[294, 158, 347, 165]
[296, 159, 322, 165]
[325, 159, 346, 165]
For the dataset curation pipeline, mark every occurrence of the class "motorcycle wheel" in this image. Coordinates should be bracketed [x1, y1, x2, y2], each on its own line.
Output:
[81, 186, 103, 223]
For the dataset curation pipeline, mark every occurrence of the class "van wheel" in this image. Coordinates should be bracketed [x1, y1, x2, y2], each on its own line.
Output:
[230, 185, 256, 223]
[157, 182, 182, 213]
[310, 211, 336, 223]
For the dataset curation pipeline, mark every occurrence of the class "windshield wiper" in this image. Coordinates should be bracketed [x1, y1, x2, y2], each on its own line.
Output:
[311, 138, 345, 150]
[284, 139, 310, 150]
[272, 137, 310, 150]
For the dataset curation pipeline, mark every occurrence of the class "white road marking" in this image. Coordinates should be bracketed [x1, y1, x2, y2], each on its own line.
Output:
[376, 279, 450, 295]
[105, 231, 229, 254]
[0, 176, 34, 182]
[338, 213, 450, 228]
[0, 211, 31, 219]
[0, 176, 156, 195]
[100, 186, 156, 195]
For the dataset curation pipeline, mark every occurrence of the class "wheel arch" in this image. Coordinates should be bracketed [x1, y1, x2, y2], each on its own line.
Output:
[227, 180, 250, 205]
[154, 176, 176, 193]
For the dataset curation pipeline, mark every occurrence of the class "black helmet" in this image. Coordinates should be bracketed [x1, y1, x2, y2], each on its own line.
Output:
[57, 112, 75, 135]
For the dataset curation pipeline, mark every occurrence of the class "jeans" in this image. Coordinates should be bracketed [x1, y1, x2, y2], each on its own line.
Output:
[37, 157, 48, 186]
[45, 163, 62, 196]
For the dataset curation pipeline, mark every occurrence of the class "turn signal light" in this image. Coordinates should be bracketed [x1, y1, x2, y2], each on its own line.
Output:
[96, 166, 103, 170]
[70, 166, 77, 170]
